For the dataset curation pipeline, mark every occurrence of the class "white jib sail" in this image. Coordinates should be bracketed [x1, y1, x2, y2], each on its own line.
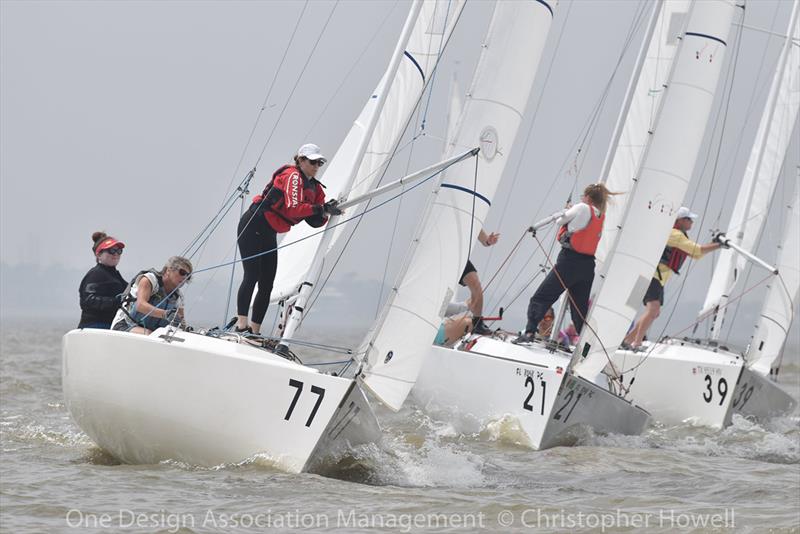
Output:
[360, 0, 556, 410]
[595, 0, 690, 266]
[749, 168, 800, 377]
[572, 0, 737, 382]
[269, 0, 465, 304]
[700, 1, 800, 334]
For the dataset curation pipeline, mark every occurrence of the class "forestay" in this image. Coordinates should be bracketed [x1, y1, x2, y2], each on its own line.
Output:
[596, 0, 690, 265]
[749, 171, 800, 377]
[359, 0, 556, 410]
[700, 2, 800, 334]
[572, 0, 737, 381]
[269, 0, 465, 304]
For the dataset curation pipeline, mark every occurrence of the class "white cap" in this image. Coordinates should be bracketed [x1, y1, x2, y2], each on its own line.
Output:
[675, 206, 698, 220]
[297, 143, 327, 164]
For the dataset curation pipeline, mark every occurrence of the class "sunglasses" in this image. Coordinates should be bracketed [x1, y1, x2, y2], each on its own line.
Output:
[307, 159, 324, 167]
[103, 248, 123, 255]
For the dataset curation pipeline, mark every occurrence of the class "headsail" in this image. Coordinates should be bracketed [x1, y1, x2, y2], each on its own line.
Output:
[572, 0, 737, 381]
[748, 168, 800, 378]
[596, 0, 690, 265]
[360, 0, 557, 410]
[269, 0, 465, 305]
[700, 1, 800, 337]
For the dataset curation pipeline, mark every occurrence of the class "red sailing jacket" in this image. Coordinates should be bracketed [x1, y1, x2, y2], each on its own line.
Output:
[557, 205, 605, 256]
[253, 165, 327, 233]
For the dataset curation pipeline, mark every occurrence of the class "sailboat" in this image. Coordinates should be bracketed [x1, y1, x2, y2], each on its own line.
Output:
[61, 0, 468, 473]
[609, 1, 799, 428]
[414, 0, 738, 449]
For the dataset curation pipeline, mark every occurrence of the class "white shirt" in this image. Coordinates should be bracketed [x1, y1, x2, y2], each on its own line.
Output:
[557, 202, 600, 232]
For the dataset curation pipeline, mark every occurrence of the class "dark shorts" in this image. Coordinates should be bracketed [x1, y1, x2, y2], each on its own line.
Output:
[459, 260, 477, 286]
[643, 277, 664, 305]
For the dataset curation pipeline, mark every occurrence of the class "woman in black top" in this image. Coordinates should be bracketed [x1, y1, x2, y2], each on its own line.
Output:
[78, 231, 128, 329]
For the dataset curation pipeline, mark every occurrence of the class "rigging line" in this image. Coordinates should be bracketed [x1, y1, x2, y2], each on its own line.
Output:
[181, 170, 254, 258]
[419, 0, 452, 133]
[465, 150, 479, 266]
[532, 233, 620, 377]
[374, 106, 424, 318]
[302, 0, 400, 140]
[484, 221, 557, 315]
[253, 1, 340, 168]
[221, 1, 311, 200]
[621, 272, 775, 377]
[301, 5, 469, 320]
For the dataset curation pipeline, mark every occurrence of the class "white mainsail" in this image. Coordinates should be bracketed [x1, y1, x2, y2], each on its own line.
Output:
[269, 0, 465, 305]
[572, 0, 737, 381]
[749, 168, 800, 377]
[596, 0, 690, 265]
[360, 0, 556, 410]
[700, 1, 800, 336]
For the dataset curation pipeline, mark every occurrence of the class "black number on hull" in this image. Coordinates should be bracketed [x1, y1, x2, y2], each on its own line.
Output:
[285, 379, 303, 420]
[553, 389, 582, 423]
[732, 383, 755, 410]
[523, 377, 535, 412]
[523, 377, 547, 415]
[702, 374, 728, 406]
[306, 386, 326, 427]
[284, 379, 326, 427]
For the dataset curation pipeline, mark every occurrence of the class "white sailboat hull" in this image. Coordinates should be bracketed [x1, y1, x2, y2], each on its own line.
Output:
[413, 337, 649, 449]
[62, 329, 380, 473]
[611, 340, 796, 428]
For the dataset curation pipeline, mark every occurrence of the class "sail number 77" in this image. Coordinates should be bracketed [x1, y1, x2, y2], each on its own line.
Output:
[284, 379, 326, 427]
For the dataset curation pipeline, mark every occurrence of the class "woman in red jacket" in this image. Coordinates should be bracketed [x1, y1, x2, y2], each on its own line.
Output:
[235, 144, 341, 335]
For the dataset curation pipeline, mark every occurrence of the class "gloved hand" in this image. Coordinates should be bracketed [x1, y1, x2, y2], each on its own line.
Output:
[712, 231, 730, 248]
[323, 199, 343, 216]
[164, 308, 179, 324]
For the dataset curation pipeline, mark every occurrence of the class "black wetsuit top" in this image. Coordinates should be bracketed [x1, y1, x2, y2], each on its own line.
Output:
[78, 264, 127, 328]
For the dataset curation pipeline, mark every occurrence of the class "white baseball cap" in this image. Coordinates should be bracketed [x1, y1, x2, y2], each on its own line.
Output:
[675, 206, 698, 220]
[297, 143, 327, 164]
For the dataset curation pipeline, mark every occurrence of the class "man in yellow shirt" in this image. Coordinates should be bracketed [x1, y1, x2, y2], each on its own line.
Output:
[624, 207, 723, 348]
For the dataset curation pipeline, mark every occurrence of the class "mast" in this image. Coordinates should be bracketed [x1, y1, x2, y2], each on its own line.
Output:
[701, 0, 800, 339]
[571, 0, 738, 382]
[360, 0, 557, 410]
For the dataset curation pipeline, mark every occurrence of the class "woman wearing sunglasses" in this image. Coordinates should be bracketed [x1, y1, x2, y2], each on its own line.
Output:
[78, 231, 128, 329]
[111, 256, 192, 334]
[234, 143, 342, 336]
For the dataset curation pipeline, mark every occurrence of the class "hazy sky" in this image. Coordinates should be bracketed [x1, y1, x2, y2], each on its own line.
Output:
[1, 0, 797, 344]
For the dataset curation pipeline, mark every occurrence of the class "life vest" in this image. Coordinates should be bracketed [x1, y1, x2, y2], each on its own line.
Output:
[658, 229, 690, 277]
[557, 205, 604, 256]
[119, 269, 180, 331]
[252, 165, 325, 233]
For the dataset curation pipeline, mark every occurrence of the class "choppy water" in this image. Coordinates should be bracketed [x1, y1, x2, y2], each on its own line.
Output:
[1, 321, 798, 533]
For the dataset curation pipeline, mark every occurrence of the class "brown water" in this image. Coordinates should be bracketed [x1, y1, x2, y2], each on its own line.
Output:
[1, 321, 798, 533]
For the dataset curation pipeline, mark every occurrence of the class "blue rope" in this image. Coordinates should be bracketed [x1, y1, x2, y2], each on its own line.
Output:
[419, 0, 452, 133]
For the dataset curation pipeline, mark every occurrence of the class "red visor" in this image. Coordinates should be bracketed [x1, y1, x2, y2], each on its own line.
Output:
[96, 238, 125, 253]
